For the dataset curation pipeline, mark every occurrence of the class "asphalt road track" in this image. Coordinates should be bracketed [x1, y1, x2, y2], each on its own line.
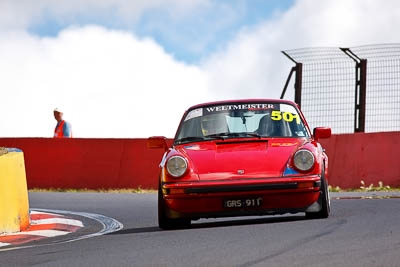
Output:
[1, 191, 400, 267]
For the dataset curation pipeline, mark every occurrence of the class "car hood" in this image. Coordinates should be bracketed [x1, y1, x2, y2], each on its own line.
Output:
[178, 138, 307, 181]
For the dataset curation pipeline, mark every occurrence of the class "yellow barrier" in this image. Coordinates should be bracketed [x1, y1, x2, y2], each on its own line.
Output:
[0, 151, 30, 233]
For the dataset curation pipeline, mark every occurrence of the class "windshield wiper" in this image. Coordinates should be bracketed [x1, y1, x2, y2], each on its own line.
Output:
[175, 135, 226, 145]
[205, 132, 231, 139]
[175, 136, 205, 145]
[241, 133, 263, 139]
[176, 132, 263, 145]
[207, 132, 263, 139]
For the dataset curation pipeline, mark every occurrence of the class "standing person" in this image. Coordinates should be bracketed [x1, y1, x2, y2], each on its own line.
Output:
[53, 108, 72, 138]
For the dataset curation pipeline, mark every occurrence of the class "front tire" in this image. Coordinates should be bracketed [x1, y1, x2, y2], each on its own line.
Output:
[306, 165, 330, 219]
[158, 183, 191, 230]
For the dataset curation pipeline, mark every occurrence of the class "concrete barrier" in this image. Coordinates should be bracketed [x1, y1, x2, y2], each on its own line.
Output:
[0, 132, 399, 190]
[320, 131, 400, 188]
[0, 149, 30, 233]
[0, 138, 170, 190]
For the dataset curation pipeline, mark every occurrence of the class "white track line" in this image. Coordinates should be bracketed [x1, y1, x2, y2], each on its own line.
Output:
[4, 230, 70, 237]
[31, 218, 84, 227]
[30, 211, 60, 216]
[0, 209, 123, 252]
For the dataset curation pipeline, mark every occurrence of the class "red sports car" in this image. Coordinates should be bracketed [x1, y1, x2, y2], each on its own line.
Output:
[148, 99, 331, 229]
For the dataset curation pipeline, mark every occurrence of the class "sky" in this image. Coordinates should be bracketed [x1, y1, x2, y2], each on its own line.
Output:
[1, 0, 400, 138]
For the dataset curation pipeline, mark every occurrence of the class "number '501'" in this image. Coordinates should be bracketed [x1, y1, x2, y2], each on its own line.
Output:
[271, 111, 300, 124]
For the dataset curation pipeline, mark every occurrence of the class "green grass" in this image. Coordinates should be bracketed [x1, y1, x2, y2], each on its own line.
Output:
[28, 180, 400, 193]
[29, 188, 157, 193]
[329, 180, 400, 192]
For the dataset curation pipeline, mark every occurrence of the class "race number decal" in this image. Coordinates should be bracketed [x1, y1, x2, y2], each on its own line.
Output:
[271, 111, 300, 124]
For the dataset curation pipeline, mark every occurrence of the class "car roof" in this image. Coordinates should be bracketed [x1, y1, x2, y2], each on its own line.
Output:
[188, 99, 298, 110]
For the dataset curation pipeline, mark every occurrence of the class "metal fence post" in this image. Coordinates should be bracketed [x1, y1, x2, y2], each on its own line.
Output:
[340, 48, 367, 132]
[280, 67, 295, 100]
[294, 63, 303, 108]
[281, 51, 303, 107]
[358, 59, 367, 132]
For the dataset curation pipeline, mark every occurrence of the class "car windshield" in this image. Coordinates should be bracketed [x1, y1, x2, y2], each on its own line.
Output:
[175, 102, 310, 144]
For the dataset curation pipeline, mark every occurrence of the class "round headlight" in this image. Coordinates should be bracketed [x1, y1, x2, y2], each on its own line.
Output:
[293, 149, 315, 171]
[166, 156, 188, 178]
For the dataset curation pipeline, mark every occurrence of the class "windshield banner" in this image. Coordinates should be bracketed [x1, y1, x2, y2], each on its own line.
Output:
[204, 104, 275, 114]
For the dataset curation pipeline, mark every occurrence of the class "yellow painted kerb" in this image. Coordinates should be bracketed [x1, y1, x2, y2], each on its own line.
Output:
[0, 151, 30, 233]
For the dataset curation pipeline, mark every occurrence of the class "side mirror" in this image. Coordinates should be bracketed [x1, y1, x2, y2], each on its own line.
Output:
[313, 127, 331, 142]
[147, 136, 168, 150]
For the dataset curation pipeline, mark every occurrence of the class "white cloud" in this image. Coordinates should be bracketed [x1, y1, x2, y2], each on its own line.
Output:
[0, 0, 208, 31]
[2, 0, 400, 137]
[0, 26, 208, 138]
[202, 21, 293, 101]
[202, 0, 400, 101]
[0, 0, 247, 62]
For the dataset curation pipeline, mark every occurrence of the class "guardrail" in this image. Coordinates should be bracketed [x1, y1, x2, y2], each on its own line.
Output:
[0, 149, 30, 233]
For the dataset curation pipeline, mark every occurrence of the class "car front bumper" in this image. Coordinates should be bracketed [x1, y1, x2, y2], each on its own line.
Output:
[161, 175, 322, 219]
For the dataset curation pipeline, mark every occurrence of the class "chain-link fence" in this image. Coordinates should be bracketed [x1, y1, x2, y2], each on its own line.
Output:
[282, 44, 400, 134]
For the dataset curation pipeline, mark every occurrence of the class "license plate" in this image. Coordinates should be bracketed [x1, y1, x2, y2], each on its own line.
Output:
[224, 197, 263, 208]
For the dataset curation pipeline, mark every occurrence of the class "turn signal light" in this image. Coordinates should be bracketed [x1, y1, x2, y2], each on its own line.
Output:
[169, 188, 185, 194]
[297, 182, 314, 188]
